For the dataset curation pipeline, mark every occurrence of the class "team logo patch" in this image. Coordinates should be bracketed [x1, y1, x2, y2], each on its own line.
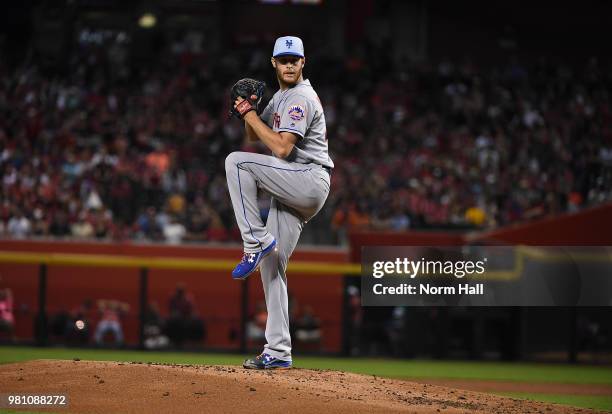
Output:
[288, 105, 305, 121]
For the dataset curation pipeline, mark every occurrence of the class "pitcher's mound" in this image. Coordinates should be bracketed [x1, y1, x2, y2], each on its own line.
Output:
[0, 360, 599, 413]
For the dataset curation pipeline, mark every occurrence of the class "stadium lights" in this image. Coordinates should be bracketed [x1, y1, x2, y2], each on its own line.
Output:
[138, 12, 157, 29]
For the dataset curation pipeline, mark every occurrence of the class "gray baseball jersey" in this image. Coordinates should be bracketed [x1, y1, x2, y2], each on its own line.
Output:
[261, 79, 334, 169]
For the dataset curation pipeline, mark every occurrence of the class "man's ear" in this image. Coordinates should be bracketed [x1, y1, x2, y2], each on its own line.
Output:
[271, 57, 276, 68]
[302, 57, 306, 67]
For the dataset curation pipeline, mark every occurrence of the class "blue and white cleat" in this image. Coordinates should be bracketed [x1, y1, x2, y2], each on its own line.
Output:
[243, 353, 292, 370]
[232, 239, 277, 280]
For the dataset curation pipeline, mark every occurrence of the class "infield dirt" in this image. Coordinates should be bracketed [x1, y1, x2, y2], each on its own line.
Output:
[0, 360, 605, 413]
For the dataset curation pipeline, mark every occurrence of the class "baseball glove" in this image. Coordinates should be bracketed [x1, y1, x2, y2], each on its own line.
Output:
[229, 78, 266, 119]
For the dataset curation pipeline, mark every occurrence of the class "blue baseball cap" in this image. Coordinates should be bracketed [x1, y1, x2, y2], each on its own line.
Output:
[272, 36, 304, 58]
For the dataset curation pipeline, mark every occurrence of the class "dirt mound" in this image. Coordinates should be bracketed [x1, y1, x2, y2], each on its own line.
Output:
[0, 360, 602, 413]
[412, 378, 612, 396]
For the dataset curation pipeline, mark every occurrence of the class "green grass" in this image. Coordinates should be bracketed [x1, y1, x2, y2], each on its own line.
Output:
[296, 357, 612, 385]
[496, 392, 612, 413]
[2, 346, 612, 412]
[2, 346, 612, 384]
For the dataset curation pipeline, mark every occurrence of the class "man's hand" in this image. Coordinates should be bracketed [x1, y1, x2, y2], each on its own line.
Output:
[234, 95, 259, 119]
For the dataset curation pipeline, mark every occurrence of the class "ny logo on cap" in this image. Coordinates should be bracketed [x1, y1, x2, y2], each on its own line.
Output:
[285, 39, 293, 48]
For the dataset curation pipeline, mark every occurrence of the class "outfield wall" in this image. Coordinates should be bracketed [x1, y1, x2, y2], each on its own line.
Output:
[0, 240, 347, 352]
[1, 204, 610, 359]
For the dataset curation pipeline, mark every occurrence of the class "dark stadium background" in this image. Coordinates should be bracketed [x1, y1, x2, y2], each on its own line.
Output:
[0, 0, 611, 363]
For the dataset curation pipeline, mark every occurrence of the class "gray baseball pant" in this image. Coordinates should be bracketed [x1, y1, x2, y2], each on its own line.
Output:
[225, 151, 330, 360]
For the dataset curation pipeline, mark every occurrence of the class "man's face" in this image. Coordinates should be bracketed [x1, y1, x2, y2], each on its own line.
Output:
[272, 56, 305, 85]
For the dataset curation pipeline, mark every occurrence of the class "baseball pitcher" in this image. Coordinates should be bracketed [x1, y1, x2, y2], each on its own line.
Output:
[226, 36, 333, 369]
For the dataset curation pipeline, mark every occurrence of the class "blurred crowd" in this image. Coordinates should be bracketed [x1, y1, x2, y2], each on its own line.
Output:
[49, 284, 205, 349]
[0, 287, 15, 341]
[1, 33, 611, 245]
[247, 297, 322, 350]
[327, 53, 612, 239]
